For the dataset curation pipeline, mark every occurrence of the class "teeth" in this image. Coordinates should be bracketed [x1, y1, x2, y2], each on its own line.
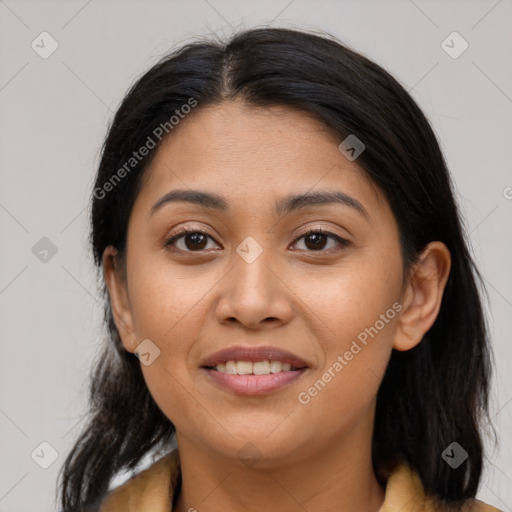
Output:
[253, 361, 270, 375]
[214, 360, 296, 375]
[225, 361, 237, 374]
[236, 361, 253, 375]
[269, 360, 281, 373]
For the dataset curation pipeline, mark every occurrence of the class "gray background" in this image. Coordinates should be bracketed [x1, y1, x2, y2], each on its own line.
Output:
[1, 0, 511, 510]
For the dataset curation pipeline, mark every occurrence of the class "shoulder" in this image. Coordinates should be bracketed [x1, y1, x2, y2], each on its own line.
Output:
[99, 450, 180, 512]
[379, 460, 504, 512]
[467, 499, 505, 512]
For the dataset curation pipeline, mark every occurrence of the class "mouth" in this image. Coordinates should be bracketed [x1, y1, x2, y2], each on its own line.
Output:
[200, 346, 309, 395]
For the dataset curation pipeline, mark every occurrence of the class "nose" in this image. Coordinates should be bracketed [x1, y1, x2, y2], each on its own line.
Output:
[214, 243, 294, 330]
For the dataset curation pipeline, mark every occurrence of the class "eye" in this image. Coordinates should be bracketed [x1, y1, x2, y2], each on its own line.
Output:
[291, 227, 350, 253]
[165, 226, 349, 254]
[165, 228, 220, 253]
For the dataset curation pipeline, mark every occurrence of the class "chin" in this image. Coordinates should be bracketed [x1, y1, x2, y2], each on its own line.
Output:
[199, 425, 311, 467]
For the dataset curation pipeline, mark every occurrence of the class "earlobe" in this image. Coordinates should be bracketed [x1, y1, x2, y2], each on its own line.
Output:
[102, 246, 136, 353]
[393, 241, 451, 352]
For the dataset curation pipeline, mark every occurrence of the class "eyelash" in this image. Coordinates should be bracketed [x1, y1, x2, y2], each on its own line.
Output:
[164, 226, 350, 254]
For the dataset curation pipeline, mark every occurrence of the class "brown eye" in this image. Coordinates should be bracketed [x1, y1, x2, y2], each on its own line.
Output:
[165, 229, 219, 252]
[292, 228, 349, 253]
[165, 227, 349, 254]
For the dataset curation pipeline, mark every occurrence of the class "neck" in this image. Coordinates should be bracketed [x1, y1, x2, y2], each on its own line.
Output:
[173, 410, 385, 512]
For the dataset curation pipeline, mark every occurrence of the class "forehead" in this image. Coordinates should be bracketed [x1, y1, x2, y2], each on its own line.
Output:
[136, 101, 383, 216]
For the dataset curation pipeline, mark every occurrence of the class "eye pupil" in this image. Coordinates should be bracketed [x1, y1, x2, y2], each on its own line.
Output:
[305, 233, 327, 250]
[186, 233, 208, 250]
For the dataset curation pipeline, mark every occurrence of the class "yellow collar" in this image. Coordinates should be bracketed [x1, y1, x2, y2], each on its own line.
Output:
[100, 450, 502, 512]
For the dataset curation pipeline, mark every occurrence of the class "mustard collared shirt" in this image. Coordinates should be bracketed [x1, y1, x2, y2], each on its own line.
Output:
[99, 450, 503, 512]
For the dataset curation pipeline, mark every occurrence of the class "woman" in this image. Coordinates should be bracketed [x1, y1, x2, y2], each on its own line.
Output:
[58, 27, 502, 511]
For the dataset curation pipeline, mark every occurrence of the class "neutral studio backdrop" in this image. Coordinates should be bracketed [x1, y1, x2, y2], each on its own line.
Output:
[0, 1, 511, 510]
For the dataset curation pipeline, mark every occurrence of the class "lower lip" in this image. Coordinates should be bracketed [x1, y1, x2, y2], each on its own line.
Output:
[202, 368, 308, 395]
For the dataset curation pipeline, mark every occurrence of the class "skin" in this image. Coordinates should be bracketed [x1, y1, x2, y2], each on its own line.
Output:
[103, 100, 451, 512]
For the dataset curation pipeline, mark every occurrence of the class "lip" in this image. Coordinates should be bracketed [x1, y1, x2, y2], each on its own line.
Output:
[200, 345, 309, 368]
[202, 367, 308, 395]
[199, 345, 310, 396]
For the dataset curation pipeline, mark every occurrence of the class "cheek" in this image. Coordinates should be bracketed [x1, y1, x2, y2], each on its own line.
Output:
[127, 252, 215, 341]
[141, 361, 193, 418]
[294, 248, 402, 348]
[295, 283, 398, 428]
[126, 255, 219, 427]
[293, 251, 401, 412]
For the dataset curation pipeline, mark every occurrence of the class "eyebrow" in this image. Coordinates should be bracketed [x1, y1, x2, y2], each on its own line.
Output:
[149, 189, 369, 220]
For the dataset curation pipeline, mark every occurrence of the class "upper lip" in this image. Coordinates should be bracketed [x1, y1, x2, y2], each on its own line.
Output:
[200, 345, 309, 368]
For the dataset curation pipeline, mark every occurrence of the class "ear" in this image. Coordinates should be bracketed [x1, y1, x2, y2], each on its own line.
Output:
[102, 245, 136, 353]
[393, 241, 451, 351]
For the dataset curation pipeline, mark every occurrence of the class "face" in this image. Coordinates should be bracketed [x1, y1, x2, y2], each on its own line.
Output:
[106, 100, 410, 466]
